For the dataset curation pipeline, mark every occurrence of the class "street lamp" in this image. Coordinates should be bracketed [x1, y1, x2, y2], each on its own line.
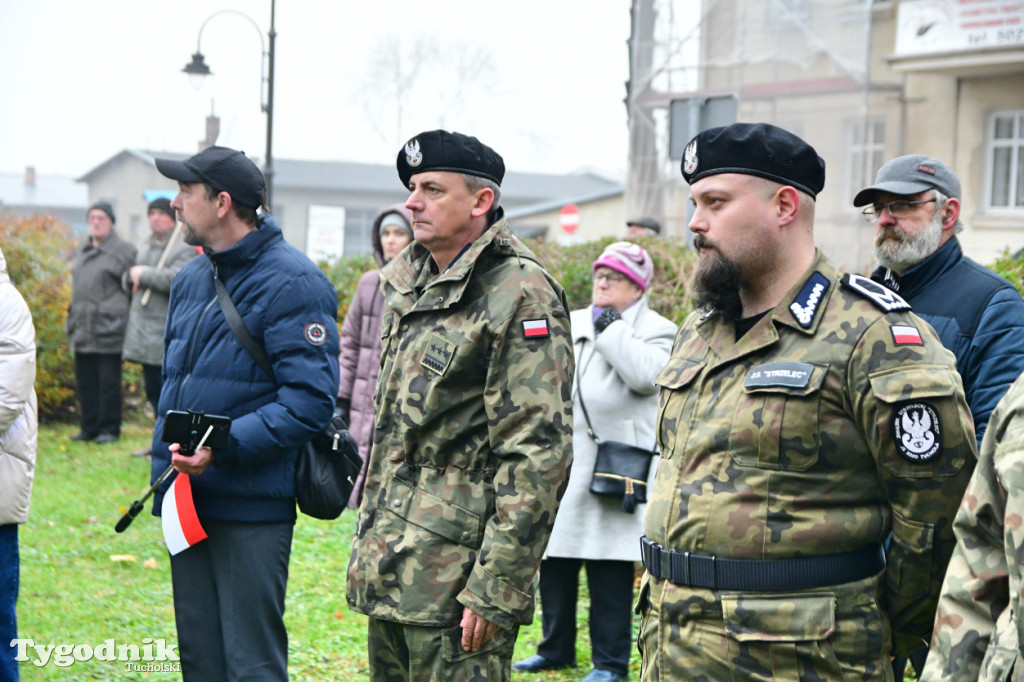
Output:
[182, 0, 276, 211]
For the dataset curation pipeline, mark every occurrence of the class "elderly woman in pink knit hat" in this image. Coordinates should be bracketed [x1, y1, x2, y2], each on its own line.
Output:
[514, 242, 678, 682]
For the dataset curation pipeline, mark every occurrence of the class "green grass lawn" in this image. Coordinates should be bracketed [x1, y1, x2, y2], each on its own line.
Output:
[16, 419, 634, 680]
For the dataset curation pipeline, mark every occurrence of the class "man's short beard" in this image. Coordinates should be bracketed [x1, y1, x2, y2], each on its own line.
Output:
[181, 223, 206, 249]
[874, 208, 942, 273]
[693, 250, 744, 323]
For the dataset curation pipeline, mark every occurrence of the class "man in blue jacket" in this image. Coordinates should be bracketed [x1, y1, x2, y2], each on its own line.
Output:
[855, 154, 1024, 677]
[151, 146, 339, 680]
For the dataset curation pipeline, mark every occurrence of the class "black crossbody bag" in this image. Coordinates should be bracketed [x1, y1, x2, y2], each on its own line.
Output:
[213, 271, 360, 520]
[576, 339, 657, 514]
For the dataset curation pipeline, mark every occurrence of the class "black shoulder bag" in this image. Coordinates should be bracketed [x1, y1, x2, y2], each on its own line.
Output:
[214, 272, 360, 520]
[576, 339, 657, 514]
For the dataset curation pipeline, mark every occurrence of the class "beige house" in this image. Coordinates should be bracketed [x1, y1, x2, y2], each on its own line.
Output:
[627, 0, 1024, 270]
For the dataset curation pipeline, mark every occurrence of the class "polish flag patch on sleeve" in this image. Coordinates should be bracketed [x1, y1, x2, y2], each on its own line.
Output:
[891, 324, 924, 346]
[522, 318, 550, 339]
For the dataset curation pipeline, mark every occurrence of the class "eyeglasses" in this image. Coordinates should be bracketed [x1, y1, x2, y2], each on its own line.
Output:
[861, 198, 937, 222]
[593, 271, 627, 285]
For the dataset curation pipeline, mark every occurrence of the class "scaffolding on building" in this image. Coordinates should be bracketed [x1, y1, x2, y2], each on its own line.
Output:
[626, 0, 897, 271]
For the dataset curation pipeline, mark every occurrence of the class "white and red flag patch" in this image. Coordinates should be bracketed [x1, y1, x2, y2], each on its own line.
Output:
[522, 318, 550, 338]
[891, 324, 924, 346]
[161, 473, 207, 556]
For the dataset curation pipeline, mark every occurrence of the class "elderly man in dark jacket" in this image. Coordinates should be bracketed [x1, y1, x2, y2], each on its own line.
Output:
[67, 201, 137, 443]
[855, 155, 1024, 447]
[122, 198, 196, 421]
[152, 146, 339, 680]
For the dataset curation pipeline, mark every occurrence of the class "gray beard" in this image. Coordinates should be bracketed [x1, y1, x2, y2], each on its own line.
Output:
[874, 211, 942, 273]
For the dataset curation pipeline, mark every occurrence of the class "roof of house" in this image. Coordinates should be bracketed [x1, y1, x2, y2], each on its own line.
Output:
[0, 171, 88, 209]
[78, 150, 622, 204]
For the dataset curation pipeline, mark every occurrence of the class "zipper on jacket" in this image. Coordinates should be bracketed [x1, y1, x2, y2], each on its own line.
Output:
[175, 289, 220, 410]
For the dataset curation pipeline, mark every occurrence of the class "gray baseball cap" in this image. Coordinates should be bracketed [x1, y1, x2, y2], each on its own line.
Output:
[853, 154, 961, 207]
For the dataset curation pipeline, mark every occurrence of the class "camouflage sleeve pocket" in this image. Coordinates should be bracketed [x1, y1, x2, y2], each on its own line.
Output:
[385, 477, 485, 548]
[869, 365, 968, 478]
[886, 509, 933, 608]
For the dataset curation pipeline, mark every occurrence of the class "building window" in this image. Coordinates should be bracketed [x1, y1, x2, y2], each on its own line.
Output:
[987, 110, 1024, 211]
[845, 118, 885, 205]
[344, 208, 378, 257]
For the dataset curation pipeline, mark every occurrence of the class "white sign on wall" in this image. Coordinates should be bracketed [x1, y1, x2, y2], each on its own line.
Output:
[895, 0, 1024, 56]
[306, 205, 346, 263]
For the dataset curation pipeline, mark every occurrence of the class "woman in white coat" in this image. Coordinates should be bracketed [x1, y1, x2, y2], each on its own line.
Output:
[514, 242, 677, 682]
[0, 246, 37, 682]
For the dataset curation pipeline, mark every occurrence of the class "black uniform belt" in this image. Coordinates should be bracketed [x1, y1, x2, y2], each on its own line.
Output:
[640, 536, 885, 592]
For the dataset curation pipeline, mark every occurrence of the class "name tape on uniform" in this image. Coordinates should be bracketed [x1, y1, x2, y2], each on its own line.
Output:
[745, 361, 816, 389]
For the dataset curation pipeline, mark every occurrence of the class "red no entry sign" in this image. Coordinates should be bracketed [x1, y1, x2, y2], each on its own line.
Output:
[560, 204, 580, 234]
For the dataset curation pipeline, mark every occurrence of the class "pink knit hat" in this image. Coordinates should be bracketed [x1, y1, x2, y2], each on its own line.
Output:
[592, 241, 654, 292]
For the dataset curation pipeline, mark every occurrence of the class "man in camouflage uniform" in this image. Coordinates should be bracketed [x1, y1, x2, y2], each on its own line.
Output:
[346, 129, 574, 681]
[637, 122, 977, 680]
[922, 372, 1024, 681]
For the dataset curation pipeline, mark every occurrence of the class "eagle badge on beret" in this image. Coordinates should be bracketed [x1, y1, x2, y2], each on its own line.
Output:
[683, 139, 699, 175]
[405, 139, 422, 167]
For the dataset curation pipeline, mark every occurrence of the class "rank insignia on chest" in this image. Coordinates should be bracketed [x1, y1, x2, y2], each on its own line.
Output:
[893, 401, 942, 463]
[841, 274, 911, 312]
[890, 324, 924, 346]
[788, 271, 830, 328]
[522, 318, 550, 339]
[421, 333, 455, 376]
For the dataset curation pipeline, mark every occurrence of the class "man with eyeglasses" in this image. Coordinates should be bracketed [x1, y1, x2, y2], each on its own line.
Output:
[855, 154, 1024, 678]
[855, 155, 1024, 449]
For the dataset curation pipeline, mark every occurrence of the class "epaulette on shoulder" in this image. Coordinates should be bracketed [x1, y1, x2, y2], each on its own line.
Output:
[840, 274, 911, 312]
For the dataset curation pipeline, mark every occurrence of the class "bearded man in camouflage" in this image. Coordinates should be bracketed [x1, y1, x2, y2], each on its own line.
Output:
[346, 129, 574, 681]
[637, 122, 977, 680]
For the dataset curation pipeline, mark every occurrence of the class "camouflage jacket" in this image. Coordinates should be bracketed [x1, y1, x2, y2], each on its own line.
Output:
[345, 215, 574, 629]
[643, 250, 976, 655]
[923, 373, 1024, 681]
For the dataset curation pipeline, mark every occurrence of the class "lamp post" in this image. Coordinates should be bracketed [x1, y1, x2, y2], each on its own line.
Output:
[182, 0, 276, 211]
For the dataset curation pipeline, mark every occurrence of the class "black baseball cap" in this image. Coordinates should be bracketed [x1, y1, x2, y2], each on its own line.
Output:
[397, 130, 504, 189]
[681, 122, 826, 199]
[155, 146, 266, 209]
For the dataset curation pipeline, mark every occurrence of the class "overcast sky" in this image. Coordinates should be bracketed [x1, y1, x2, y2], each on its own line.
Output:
[0, 0, 633, 182]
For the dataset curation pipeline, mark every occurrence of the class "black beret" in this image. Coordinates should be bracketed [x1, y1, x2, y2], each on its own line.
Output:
[397, 130, 505, 189]
[681, 122, 826, 199]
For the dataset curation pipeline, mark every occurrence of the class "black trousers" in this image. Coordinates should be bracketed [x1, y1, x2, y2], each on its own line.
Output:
[537, 557, 634, 676]
[74, 352, 123, 437]
[141, 363, 162, 413]
[170, 519, 294, 681]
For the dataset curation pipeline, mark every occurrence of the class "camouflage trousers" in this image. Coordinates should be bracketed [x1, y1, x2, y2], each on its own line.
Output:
[636, 573, 895, 681]
[367, 616, 519, 682]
